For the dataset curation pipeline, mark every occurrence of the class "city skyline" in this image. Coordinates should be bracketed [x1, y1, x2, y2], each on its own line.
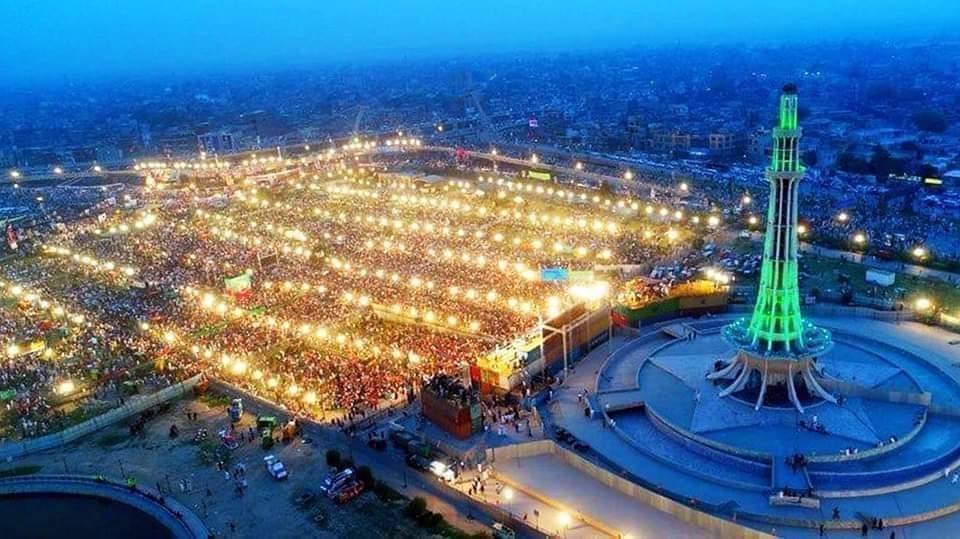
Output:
[2, 0, 960, 83]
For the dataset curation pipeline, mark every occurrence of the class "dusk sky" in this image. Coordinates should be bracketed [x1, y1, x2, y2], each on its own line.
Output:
[2, 0, 958, 83]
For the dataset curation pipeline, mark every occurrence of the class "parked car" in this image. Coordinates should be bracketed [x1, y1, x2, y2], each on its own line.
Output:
[429, 460, 456, 482]
[406, 440, 432, 458]
[553, 428, 574, 444]
[320, 468, 354, 495]
[263, 455, 288, 480]
[492, 522, 516, 539]
[405, 454, 431, 472]
[571, 440, 591, 453]
[390, 430, 416, 450]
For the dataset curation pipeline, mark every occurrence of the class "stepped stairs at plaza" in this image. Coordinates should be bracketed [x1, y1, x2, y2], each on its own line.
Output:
[772, 456, 812, 492]
[596, 316, 960, 503]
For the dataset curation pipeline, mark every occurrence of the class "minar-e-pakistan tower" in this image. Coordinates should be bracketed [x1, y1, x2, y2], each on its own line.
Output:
[715, 84, 834, 412]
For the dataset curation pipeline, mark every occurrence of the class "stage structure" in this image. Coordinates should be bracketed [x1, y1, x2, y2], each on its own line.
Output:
[716, 84, 834, 412]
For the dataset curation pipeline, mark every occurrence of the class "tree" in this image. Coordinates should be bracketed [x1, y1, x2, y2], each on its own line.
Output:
[357, 465, 374, 486]
[870, 146, 893, 182]
[917, 163, 939, 179]
[325, 449, 341, 468]
[912, 111, 948, 133]
[405, 497, 428, 518]
[836, 152, 871, 175]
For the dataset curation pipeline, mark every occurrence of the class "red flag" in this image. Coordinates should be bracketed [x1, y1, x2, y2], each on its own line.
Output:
[5, 224, 17, 250]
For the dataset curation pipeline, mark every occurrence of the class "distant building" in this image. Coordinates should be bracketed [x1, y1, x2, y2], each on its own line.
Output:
[198, 131, 236, 154]
[708, 132, 738, 156]
[747, 127, 770, 160]
[95, 145, 123, 164]
[157, 129, 199, 157]
[651, 129, 691, 153]
[942, 170, 960, 193]
[240, 111, 288, 143]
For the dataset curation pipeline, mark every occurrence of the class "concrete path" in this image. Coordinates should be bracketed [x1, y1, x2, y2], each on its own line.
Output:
[497, 452, 713, 538]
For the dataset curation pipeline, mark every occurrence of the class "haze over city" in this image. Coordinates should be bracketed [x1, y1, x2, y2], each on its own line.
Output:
[2, 0, 960, 82]
[1, 2, 960, 539]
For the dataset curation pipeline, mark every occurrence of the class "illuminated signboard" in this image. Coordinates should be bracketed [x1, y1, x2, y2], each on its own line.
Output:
[540, 267, 569, 282]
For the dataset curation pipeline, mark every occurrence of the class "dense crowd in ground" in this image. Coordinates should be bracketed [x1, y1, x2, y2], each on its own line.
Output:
[0, 158, 696, 439]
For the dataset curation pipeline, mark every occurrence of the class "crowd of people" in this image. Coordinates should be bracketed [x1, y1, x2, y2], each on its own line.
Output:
[1, 159, 693, 438]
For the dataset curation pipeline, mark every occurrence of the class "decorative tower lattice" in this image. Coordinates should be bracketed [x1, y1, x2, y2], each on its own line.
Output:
[715, 84, 833, 412]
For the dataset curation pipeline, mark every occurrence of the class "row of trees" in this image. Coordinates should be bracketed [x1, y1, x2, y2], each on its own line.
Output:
[835, 145, 939, 181]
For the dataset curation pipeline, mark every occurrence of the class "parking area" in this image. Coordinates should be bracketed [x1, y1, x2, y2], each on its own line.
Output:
[5, 394, 492, 538]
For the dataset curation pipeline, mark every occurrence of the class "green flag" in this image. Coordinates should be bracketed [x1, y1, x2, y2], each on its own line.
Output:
[224, 273, 252, 292]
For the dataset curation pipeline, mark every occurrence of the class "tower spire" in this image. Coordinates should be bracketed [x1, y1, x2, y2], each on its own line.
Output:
[747, 83, 806, 352]
[716, 84, 833, 412]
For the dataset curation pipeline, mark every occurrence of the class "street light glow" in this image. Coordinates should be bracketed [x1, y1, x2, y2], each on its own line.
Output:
[56, 380, 76, 396]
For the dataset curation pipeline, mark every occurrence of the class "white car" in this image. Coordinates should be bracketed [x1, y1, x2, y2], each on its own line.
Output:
[429, 461, 456, 482]
[263, 455, 289, 480]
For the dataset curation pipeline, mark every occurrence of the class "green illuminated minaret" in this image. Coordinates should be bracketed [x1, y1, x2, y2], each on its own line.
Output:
[717, 84, 833, 412]
[748, 84, 805, 351]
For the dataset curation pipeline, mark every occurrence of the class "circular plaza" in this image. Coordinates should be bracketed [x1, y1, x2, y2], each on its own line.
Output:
[594, 313, 960, 535]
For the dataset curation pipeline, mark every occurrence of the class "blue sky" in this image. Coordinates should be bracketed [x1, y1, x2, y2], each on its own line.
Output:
[1, 0, 957, 82]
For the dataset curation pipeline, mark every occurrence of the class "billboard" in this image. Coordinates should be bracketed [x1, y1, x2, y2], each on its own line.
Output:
[540, 267, 568, 282]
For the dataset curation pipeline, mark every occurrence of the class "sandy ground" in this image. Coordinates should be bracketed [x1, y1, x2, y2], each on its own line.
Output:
[6, 395, 470, 538]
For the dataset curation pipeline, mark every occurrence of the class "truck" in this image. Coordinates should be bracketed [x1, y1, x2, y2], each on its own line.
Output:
[320, 468, 354, 496]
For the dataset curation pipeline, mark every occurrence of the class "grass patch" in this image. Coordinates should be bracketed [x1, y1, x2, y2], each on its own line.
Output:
[200, 391, 232, 408]
[0, 465, 43, 478]
[797, 255, 960, 312]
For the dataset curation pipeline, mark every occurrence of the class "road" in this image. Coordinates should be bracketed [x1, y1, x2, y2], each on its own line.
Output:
[210, 379, 547, 538]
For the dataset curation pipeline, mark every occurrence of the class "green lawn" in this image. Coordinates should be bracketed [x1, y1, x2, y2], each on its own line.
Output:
[0, 465, 43, 478]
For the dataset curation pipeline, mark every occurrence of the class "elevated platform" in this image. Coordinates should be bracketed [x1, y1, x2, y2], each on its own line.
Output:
[580, 313, 960, 535]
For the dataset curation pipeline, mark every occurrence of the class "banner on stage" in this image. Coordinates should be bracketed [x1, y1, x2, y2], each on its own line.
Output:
[540, 267, 568, 282]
